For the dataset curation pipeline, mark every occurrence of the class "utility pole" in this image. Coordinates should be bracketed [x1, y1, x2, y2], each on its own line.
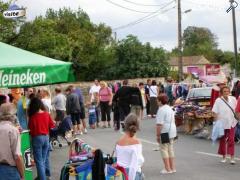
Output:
[177, 0, 183, 82]
[227, 0, 238, 77]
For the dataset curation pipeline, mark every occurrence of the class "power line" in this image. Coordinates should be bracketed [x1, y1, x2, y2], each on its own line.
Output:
[113, 5, 176, 31]
[183, 0, 240, 11]
[105, 0, 174, 13]
[121, 0, 171, 7]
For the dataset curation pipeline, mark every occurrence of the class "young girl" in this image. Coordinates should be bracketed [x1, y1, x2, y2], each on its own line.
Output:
[88, 102, 97, 129]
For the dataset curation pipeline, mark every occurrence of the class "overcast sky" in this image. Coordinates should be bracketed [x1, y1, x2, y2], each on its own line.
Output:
[3, 0, 240, 51]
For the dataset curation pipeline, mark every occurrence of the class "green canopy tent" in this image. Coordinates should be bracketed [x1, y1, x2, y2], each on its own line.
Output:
[0, 42, 75, 88]
[0, 42, 75, 180]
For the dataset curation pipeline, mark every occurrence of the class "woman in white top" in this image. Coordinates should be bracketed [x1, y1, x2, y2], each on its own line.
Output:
[149, 80, 159, 118]
[156, 93, 177, 174]
[212, 86, 237, 164]
[116, 113, 144, 180]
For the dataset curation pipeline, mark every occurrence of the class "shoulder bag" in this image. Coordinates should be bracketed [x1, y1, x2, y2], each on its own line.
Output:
[221, 98, 240, 121]
[160, 113, 173, 144]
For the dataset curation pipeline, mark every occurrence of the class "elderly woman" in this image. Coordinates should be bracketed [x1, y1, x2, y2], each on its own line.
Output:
[156, 93, 177, 174]
[212, 86, 237, 164]
[116, 113, 144, 180]
[0, 103, 24, 180]
[98, 81, 113, 128]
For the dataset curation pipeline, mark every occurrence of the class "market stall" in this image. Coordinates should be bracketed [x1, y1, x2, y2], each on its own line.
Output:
[0, 42, 75, 179]
[175, 103, 214, 134]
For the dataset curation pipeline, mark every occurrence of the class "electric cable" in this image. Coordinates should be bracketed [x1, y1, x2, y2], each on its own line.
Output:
[106, 0, 174, 13]
[121, 0, 172, 7]
[113, 5, 176, 31]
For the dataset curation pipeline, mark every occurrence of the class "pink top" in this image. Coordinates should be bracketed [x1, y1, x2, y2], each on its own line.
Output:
[99, 87, 112, 102]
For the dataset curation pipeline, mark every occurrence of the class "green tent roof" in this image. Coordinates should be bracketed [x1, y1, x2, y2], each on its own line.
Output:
[0, 42, 75, 88]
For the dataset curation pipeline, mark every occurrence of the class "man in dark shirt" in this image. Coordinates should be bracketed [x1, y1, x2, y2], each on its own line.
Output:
[113, 79, 132, 130]
[66, 85, 81, 135]
[145, 79, 151, 117]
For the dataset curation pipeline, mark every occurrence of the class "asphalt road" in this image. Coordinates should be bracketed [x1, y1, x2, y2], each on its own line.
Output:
[35, 117, 240, 180]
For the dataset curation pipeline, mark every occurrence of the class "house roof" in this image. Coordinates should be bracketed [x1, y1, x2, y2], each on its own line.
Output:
[169, 56, 210, 66]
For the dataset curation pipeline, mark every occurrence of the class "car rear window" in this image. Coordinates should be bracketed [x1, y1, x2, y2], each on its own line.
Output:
[187, 88, 212, 99]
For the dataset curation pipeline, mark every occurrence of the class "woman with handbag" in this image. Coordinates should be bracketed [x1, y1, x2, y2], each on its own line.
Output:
[115, 113, 144, 180]
[212, 86, 237, 164]
[156, 93, 177, 174]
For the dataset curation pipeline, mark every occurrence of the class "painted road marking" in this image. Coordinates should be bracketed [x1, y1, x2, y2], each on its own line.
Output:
[195, 151, 240, 160]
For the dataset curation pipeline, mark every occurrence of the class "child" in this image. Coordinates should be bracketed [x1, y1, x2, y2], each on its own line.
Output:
[88, 102, 97, 129]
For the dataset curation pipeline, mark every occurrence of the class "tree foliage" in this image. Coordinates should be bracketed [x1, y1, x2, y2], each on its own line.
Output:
[113, 35, 169, 79]
[182, 26, 218, 61]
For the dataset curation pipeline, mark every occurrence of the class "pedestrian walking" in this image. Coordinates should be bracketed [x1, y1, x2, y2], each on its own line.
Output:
[28, 97, 55, 180]
[74, 87, 87, 134]
[130, 83, 143, 121]
[156, 94, 177, 174]
[52, 87, 66, 124]
[115, 113, 144, 180]
[89, 79, 101, 127]
[212, 86, 237, 164]
[145, 79, 151, 117]
[149, 80, 159, 118]
[139, 82, 146, 121]
[113, 79, 132, 130]
[17, 88, 33, 130]
[98, 81, 113, 128]
[66, 85, 82, 135]
[0, 103, 24, 180]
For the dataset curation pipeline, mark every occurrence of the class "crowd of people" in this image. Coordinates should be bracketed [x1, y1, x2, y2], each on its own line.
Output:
[5, 77, 238, 179]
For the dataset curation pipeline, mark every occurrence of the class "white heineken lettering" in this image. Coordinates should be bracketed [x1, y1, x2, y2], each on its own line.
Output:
[0, 70, 3, 85]
[33, 73, 39, 84]
[26, 69, 33, 84]
[20, 73, 26, 85]
[2, 74, 8, 86]
[12, 74, 20, 86]
[0, 69, 46, 87]
[39, 72, 46, 83]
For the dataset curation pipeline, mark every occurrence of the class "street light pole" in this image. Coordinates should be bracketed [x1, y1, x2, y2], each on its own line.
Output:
[228, 0, 238, 77]
[178, 0, 183, 82]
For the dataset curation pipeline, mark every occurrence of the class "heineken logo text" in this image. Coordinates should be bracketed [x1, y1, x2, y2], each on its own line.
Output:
[0, 69, 46, 86]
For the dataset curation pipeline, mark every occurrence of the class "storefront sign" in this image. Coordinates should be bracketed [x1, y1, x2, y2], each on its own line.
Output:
[205, 64, 220, 76]
[3, 4, 26, 19]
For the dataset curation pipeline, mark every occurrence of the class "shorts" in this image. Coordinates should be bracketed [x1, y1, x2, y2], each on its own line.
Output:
[160, 139, 175, 158]
[55, 110, 65, 122]
[89, 115, 96, 125]
[80, 106, 85, 119]
[70, 113, 81, 125]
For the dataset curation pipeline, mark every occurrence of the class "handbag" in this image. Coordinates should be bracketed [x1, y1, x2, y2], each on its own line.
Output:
[221, 98, 240, 121]
[160, 132, 170, 144]
[160, 114, 173, 144]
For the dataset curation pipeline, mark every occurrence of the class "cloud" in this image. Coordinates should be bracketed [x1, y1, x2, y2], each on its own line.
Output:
[2, 0, 240, 51]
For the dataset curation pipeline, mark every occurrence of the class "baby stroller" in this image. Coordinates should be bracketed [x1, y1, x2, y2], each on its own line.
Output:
[50, 116, 72, 148]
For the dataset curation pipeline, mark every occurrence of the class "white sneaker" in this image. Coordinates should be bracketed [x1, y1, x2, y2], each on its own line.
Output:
[84, 128, 87, 134]
[172, 169, 177, 173]
[230, 159, 236, 164]
[220, 158, 226, 163]
[160, 169, 172, 174]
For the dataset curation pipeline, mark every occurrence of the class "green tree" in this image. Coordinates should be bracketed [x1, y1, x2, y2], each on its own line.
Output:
[182, 26, 218, 61]
[12, 7, 115, 80]
[114, 35, 169, 79]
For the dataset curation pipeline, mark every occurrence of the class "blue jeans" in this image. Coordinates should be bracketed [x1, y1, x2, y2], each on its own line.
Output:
[32, 135, 49, 180]
[0, 164, 21, 180]
[45, 144, 51, 177]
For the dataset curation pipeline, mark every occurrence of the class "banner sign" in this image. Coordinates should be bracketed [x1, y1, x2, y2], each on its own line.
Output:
[3, 9, 26, 18]
[3, 3, 26, 19]
[205, 64, 220, 76]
